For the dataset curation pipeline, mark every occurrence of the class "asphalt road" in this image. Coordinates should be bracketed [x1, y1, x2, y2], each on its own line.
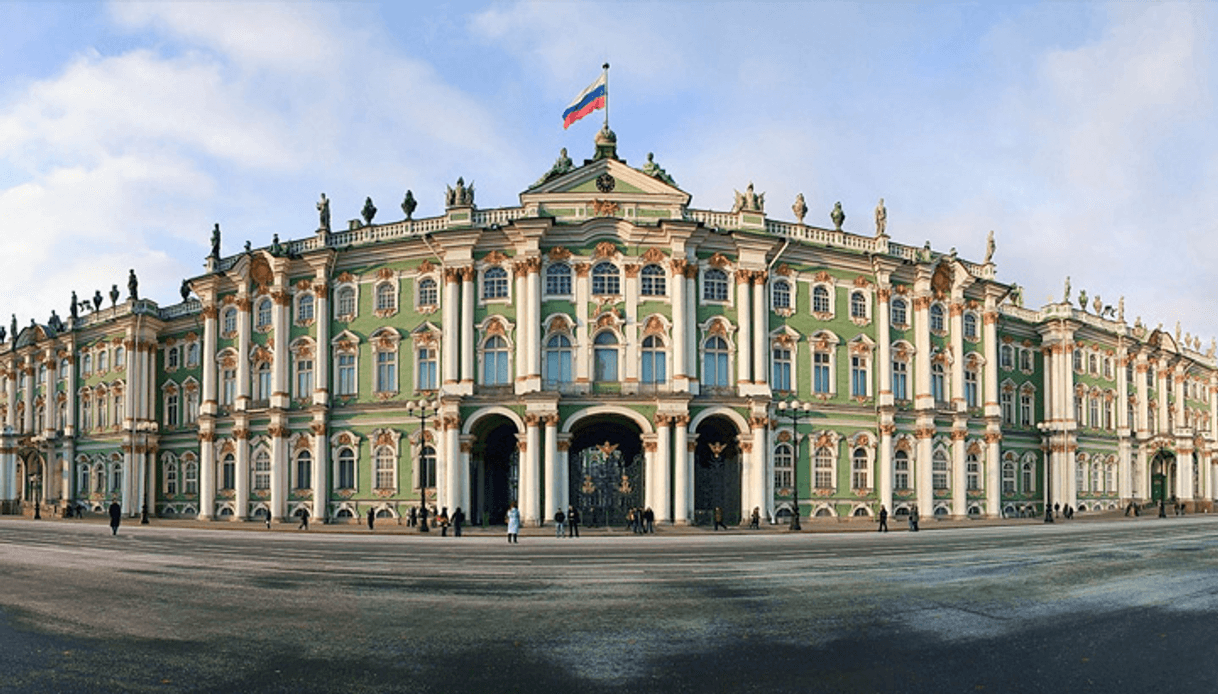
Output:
[2, 516, 1217, 693]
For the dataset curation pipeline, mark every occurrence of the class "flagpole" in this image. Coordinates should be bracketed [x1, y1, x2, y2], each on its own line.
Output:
[602, 62, 610, 130]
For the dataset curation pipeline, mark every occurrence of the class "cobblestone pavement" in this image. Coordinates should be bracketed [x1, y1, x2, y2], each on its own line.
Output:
[2, 514, 1217, 693]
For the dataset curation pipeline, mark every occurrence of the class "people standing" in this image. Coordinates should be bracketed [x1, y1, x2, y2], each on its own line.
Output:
[878, 505, 888, 532]
[367, 507, 375, 531]
[1044, 505, 1054, 523]
[567, 505, 580, 538]
[506, 502, 521, 544]
[438, 507, 450, 537]
[452, 507, 464, 537]
[910, 505, 920, 532]
[419, 504, 430, 532]
[298, 508, 310, 531]
[554, 508, 565, 538]
[409, 506, 417, 528]
[749, 507, 760, 530]
[265, 509, 272, 529]
[644, 507, 654, 534]
[1159, 500, 1167, 518]
[713, 506, 725, 531]
[108, 501, 122, 536]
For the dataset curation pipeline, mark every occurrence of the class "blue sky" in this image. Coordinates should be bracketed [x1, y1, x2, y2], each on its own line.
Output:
[2, 1, 1216, 345]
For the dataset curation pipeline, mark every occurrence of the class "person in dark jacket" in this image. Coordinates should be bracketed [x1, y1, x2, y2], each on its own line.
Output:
[367, 507, 375, 531]
[108, 501, 122, 536]
[438, 507, 450, 536]
[878, 505, 888, 532]
[567, 505, 580, 538]
[419, 504, 429, 532]
[452, 507, 464, 537]
[409, 506, 417, 527]
[713, 506, 725, 531]
[644, 507, 654, 534]
[554, 508, 566, 538]
[298, 507, 310, 530]
[750, 507, 760, 530]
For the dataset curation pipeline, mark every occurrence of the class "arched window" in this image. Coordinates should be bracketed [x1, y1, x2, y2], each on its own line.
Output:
[932, 450, 949, 489]
[640, 264, 666, 296]
[165, 391, 180, 427]
[115, 345, 126, 368]
[1105, 464, 1114, 493]
[544, 334, 572, 386]
[93, 464, 106, 495]
[703, 336, 730, 387]
[814, 447, 834, 489]
[890, 298, 907, 326]
[850, 291, 867, 319]
[164, 459, 179, 496]
[963, 313, 978, 339]
[254, 361, 272, 401]
[482, 335, 510, 385]
[966, 453, 980, 490]
[186, 343, 199, 367]
[110, 461, 122, 493]
[591, 262, 620, 295]
[375, 446, 396, 490]
[418, 445, 436, 488]
[183, 459, 198, 494]
[1002, 461, 1016, 494]
[297, 294, 315, 322]
[255, 297, 272, 328]
[59, 358, 69, 381]
[483, 266, 508, 299]
[812, 285, 831, 314]
[337, 448, 356, 489]
[894, 450, 910, 489]
[336, 286, 356, 317]
[931, 362, 946, 403]
[930, 304, 945, 333]
[593, 332, 619, 382]
[1073, 349, 1083, 373]
[640, 335, 666, 384]
[772, 280, 791, 310]
[851, 448, 869, 489]
[252, 450, 271, 490]
[97, 350, 108, 372]
[850, 355, 868, 398]
[222, 307, 237, 334]
[703, 268, 728, 302]
[774, 443, 793, 491]
[376, 282, 397, 311]
[78, 465, 90, 496]
[417, 278, 438, 308]
[221, 453, 236, 491]
[545, 263, 572, 296]
[295, 450, 312, 490]
[1088, 354, 1098, 375]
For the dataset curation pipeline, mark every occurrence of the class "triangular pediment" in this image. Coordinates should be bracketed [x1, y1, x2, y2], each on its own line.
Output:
[521, 157, 691, 207]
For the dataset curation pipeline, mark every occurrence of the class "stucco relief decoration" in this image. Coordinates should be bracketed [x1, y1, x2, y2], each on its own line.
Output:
[486, 319, 507, 337]
[591, 199, 618, 217]
[548, 315, 571, 334]
[775, 263, 793, 277]
[417, 259, 436, 275]
[641, 247, 666, 264]
[250, 256, 274, 289]
[707, 318, 730, 338]
[335, 339, 356, 355]
[774, 333, 795, 347]
[574, 262, 590, 277]
[548, 246, 572, 262]
[310, 422, 326, 436]
[292, 341, 315, 359]
[594, 242, 619, 259]
[643, 316, 666, 336]
[484, 250, 508, 265]
[777, 430, 792, 443]
[373, 428, 401, 449]
[251, 346, 273, 365]
[164, 383, 179, 396]
[931, 263, 952, 296]
[853, 276, 872, 289]
[595, 312, 619, 330]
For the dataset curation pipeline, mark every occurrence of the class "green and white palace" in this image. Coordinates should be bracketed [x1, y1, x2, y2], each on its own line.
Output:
[2, 130, 1214, 525]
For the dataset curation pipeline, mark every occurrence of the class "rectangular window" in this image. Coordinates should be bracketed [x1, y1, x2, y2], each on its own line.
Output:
[1020, 349, 1032, 371]
[376, 352, 396, 393]
[892, 361, 907, 400]
[1001, 391, 1014, 425]
[964, 370, 978, 408]
[296, 360, 314, 400]
[417, 348, 437, 391]
[850, 356, 867, 398]
[813, 352, 830, 394]
[337, 354, 356, 396]
[772, 348, 791, 392]
[1020, 392, 1033, 426]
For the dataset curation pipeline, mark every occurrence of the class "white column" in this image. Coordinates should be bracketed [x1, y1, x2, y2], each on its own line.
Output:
[459, 439, 472, 517]
[525, 417, 541, 525]
[876, 286, 893, 407]
[544, 414, 560, 521]
[234, 433, 249, 520]
[314, 279, 330, 406]
[912, 292, 932, 411]
[916, 432, 933, 514]
[949, 300, 965, 412]
[514, 266, 527, 384]
[200, 434, 215, 520]
[686, 268, 698, 394]
[271, 427, 286, 521]
[446, 418, 461, 516]
[879, 426, 893, 514]
[271, 288, 288, 409]
[736, 270, 751, 385]
[982, 303, 1001, 517]
[22, 365, 34, 434]
[312, 424, 327, 522]
[752, 418, 767, 519]
[460, 268, 475, 389]
[442, 269, 460, 390]
[624, 265, 639, 387]
[672, 260, 688, 390]
[201, 303, 218, 415]
[752, 273, 766, 386]
[655, 416, 672, 522]
[528, 259, 542, 383]
[673, 415, 690, 523]
[951, 433, 966, 517]
[575, 264, 590, 387]
[236, 295, 251, 410]
[556, 439, 570, 515]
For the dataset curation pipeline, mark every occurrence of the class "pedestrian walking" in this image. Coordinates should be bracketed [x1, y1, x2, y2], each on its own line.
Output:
[749, 507, 760, 530]
[409, 506, 417, 528]
[506, 502, 521, 544]
[1044, 505, 1054, 523]
[437, 506, 449, 536]
[554, 508, 566, 538]
[878, 505, 888, 532]
[644, 507, 654, 534]
[452, 507, 464, 537]
[1159, 500, 1167, 518]
[910, 505, 920, 532]
[419, 504, 430, 532]
[713, 506, 725, 531]
[367, 507, 375, 531]
[108, 501, 121, 536]
[265, 509, 272, 529]
[298, 507, 309, 530]
[567, 505, 580, 538]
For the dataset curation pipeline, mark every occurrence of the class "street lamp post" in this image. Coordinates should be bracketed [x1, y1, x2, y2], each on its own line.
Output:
[407, 399, 437, 526]
[777, 399, 813, 531]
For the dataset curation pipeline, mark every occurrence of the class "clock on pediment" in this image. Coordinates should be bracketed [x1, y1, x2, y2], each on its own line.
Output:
[595, 173, 616, 193]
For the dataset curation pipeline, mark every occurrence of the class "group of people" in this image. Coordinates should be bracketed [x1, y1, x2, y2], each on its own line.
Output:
[625, 507, 655, 534]
[550, 506, 582, 538]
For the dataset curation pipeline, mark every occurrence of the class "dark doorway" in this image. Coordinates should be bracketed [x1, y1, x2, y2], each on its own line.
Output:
[470, 419, 519, 526]
[568, 417, 643, 527]
[694, 416, 742, 526]
[1151, 452, 1175, 504]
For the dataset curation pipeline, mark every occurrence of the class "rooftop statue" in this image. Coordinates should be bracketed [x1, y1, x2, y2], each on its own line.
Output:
[875, 198, 887, 237]
[245, 240, 252, 253]
[1063, 276, 1071, 303]
[732, 183, 764, 213]
[0, 326, 5, 343]
[48, 311, 63, 333]
[317, 194, 331, 233]
[985, 230, 995, 264]
[446, 178, 475, 208]
[533, 148, 575, 187]
[70, 291, 78, 320]
[270, 233, 283, 256]
[641, 152, 677, 186]
[401, 190, 417, 220]
[180, 280, 191, 302]
[830, 202, 845, 231]
[1008, 283, 1023, 307]
[361, 197, 377, 226]
[9, 315, 15, 340]
[93, 291, 103, 312]
[1078, 290, 1087, 311]
[109, 284, 119, 307]
[1118, 297, 1125, 322]
[792, 193, 808, 225]
[128, 270, 139, 301]
[210, 223, 221, 259]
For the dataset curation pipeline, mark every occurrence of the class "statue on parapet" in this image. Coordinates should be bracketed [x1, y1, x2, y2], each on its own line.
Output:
[128, 270, 140, 301]
[985, 230, 995, 264]
[1063, 276, 1071, 303]
[875, 199, 887, 237]
[446, 178, 475, 208]
[210, 223, 221, 259]
[641, 152, 677, 186]
[830, 202, 845, 231]
[534, 148, 575, 187]
[1077, 290, 1087, 311]
[732, 183, 764, 213]
[0, 326, 5, 343]
[109, 284, 119, 307]
[93, 291, 103, 312]
[792, 193, 808, 225]
[180, 280, 191, 302]
[361, 197, 377, 226]
[1009, 283, 1023, 307]
[70, 291, 78, 321]
[48, 311, 63, 333]
[270, 233, 283, 256]
[317, 194, 331, 233]
[401, 190, 417, 220]
[8, 315, 14, 341]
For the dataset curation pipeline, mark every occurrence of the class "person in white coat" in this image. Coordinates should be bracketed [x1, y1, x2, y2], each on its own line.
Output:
[506, 502, 521, 544]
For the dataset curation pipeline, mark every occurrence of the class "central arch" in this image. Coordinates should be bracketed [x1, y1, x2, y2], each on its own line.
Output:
[467, 414, 522, 526]
[693, 415, 743, 526]
[1150, 450, 1176, 504]
[567, 414, 645, 527]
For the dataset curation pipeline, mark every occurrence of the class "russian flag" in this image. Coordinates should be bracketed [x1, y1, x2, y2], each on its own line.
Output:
[562, 73, 607, 129]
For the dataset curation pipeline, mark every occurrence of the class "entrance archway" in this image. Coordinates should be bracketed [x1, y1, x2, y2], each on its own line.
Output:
[568, 416, 644, 527]
[1151, 451, 1176, 503]
[469, 416, 520, 526]
[694, 416, 742, 526]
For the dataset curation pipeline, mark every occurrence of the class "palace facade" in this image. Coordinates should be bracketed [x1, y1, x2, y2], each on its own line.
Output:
[1, 129, 1214, 525]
